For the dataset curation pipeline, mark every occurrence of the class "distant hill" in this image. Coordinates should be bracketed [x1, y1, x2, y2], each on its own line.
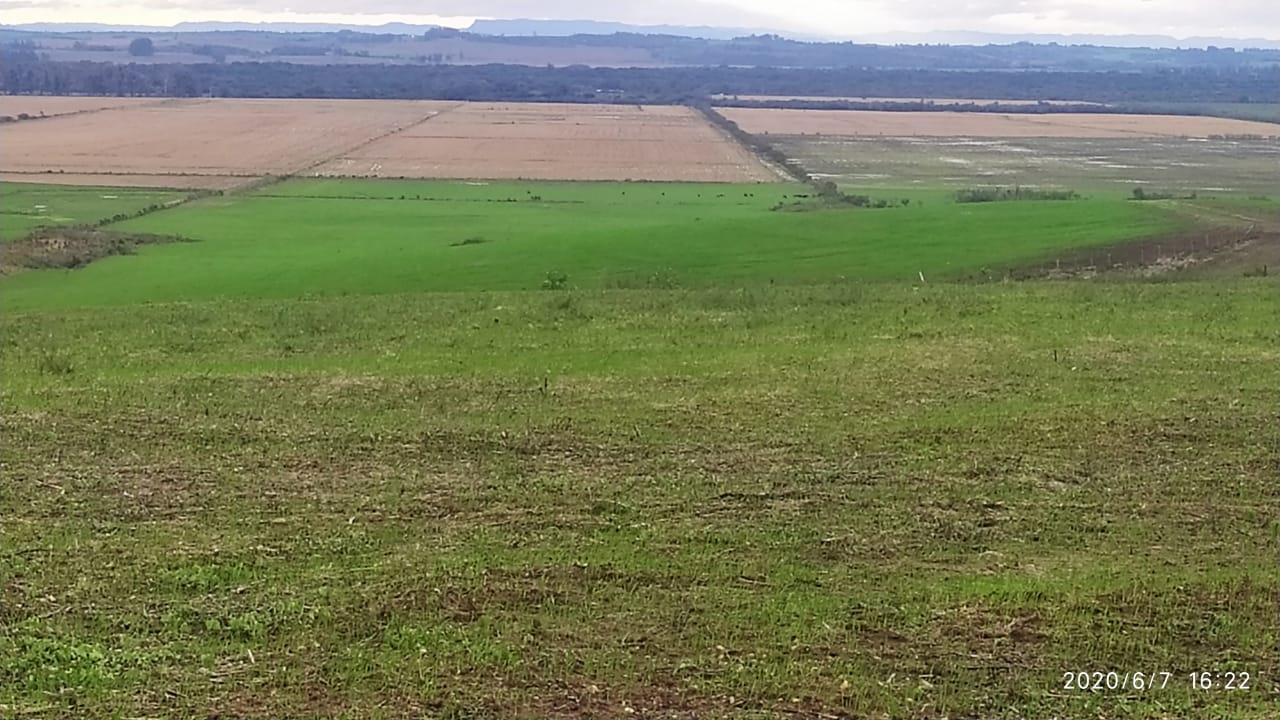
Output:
[465, 19, 797, 41]
[4, 21, 444, 34]
[857, 31, 1280, 51]
[4, 20, 1278, 49]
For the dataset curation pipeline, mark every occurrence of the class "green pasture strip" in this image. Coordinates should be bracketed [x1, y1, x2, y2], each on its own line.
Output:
[0, 179, 1178, 310]
[0, 182, 188, 241]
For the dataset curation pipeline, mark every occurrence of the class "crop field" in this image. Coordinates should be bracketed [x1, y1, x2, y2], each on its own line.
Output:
[720, 108, 1280, 138]
[2, 94, 1278, 720]
[317, 103, 776, 182]
[0, 99, 452, 189]
[0, 99, 775, 188]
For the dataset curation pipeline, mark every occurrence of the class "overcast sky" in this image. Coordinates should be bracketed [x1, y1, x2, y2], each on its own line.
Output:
[3, 0, 1278, 40]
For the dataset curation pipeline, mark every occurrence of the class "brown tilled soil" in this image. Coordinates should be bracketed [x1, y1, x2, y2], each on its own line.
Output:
[720, 108, 1280, 138]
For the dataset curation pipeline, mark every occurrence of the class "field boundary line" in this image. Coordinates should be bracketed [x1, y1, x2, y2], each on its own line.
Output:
[691, 104, 798, 183]
[261, 101, 470, 193]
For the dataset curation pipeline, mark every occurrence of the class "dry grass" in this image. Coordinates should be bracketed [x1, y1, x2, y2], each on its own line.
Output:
[720, 108, 1280, 138]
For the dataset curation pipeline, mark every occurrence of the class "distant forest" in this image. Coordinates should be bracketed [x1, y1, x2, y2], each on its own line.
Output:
[2, 49, 1276, 107]
[464, 31, 1280, 71]
[3, 27, 1279, 71]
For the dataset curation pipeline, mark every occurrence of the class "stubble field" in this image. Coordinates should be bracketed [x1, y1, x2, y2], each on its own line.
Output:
[0, 99, 776, 188]
[317, 103, 777, 182]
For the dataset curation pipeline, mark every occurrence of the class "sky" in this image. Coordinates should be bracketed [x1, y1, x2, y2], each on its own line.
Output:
[2, 0, 1278, 41]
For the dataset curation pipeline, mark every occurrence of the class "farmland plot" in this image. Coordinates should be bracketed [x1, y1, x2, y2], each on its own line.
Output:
[777, 135, 1280, 195]
[0, 99, 454, 188]
[314, 102, 778, 182]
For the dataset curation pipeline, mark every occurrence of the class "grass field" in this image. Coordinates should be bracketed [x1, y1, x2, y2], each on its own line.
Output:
[3, 280, 1277, 719]
[1, 150, 1277, 720]
[0, 179, 1181, 310]
[0, 183, 188, 241]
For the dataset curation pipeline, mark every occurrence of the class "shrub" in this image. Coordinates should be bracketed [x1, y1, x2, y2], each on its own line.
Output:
[541, 271, 568, 290]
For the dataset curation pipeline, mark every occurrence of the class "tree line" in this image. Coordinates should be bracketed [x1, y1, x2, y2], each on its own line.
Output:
[2, 54, 1276, 106]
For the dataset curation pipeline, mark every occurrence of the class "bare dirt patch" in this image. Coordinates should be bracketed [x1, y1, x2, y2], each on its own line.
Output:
[1001, 226, 1279, 281]
[720, 108, 1280, 138]
[0, 228, 194, 273]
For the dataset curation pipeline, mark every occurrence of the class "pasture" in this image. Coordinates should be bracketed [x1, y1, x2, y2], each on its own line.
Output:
[0, 178, 1183, 310]
[3, 280, 1277, 719]
[0, 182, 187, 241]
[1, 96, 1277, 719]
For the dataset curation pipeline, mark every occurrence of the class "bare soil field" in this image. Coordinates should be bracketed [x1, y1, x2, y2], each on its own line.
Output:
[721, 108, 1280, 138]
[1, 99, 773, 185]
[315, 102, 777, 182]
[714, 95, 1109, 106]
[0, 95, 163, 119]
[0, 99, 454, 186]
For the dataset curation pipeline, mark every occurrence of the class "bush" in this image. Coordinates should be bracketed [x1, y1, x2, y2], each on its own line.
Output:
[541, 271, 568, 290]
[955, 187, 1080, 203]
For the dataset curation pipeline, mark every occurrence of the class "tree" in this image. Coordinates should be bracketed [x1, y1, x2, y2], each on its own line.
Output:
[128, 38, 155, 57]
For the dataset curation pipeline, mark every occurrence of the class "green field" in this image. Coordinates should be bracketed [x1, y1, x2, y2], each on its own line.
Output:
[0, 179, 1180, 310]
[1, 174, 1276, 719]
[0, 182, 189, 241]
